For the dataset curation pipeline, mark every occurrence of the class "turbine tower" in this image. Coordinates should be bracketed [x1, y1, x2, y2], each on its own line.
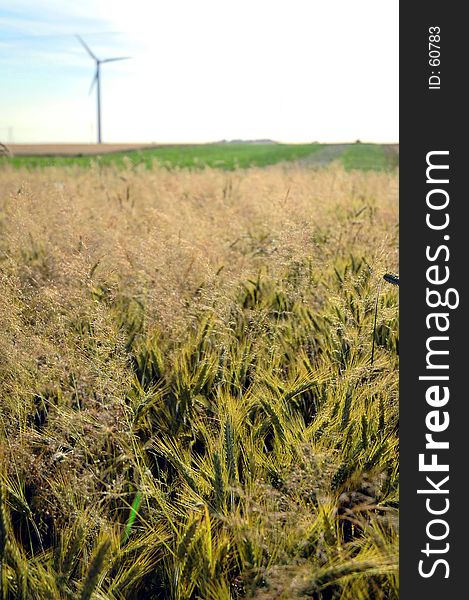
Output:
[77, 36, 130, 144]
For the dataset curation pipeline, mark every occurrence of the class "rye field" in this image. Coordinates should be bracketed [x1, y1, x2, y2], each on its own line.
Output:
[0, 146, 399, 599]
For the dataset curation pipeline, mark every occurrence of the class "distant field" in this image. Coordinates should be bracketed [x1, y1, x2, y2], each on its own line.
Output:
[2, 142, 399, 171]
[341, 144, 399, 171]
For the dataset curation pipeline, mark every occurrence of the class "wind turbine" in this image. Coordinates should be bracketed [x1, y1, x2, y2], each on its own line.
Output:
[77, 35, 131, 144]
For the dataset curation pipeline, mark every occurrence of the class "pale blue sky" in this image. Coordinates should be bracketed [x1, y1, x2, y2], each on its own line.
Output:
[0, 0, 399, 144]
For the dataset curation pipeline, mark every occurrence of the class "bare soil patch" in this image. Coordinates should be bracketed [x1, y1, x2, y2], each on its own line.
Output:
[7, 143, 158, 156]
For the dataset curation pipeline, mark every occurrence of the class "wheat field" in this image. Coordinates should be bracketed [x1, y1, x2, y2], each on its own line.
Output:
[0, 162, 398, 599]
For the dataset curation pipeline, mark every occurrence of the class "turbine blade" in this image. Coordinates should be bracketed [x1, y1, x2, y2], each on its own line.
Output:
[76, 35, 98, 61]
[101, 56, 131, 64]
[89, 69, 98, 94]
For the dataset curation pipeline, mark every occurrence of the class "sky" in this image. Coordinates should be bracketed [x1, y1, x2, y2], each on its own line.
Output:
[0, 0, 399, 144]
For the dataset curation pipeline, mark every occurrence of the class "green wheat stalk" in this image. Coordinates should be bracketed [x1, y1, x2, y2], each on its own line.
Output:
[79, 538, 111, 600]
[213, 452, 225, 509]
[223, 419, 235, 482]
[121, 491, 143, 545]
[0, 485, 7, 600]
[371, 279, 383, 366]
[372, 273, 399, 365]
